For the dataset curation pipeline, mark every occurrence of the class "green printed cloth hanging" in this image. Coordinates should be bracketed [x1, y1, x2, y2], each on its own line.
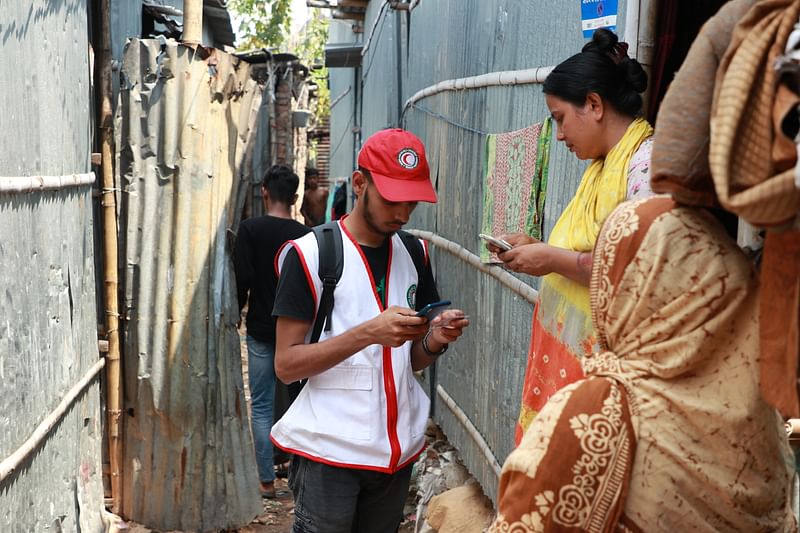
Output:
[480, 118, 552, 263]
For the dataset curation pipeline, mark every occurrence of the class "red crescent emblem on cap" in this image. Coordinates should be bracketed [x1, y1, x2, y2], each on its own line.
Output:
[397, 148, 419, 169]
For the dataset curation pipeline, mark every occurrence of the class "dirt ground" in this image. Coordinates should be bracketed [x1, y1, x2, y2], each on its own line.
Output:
[237, 334, 296, 533]
[235, 478, 296, 533]
[235, 478, 417, 533]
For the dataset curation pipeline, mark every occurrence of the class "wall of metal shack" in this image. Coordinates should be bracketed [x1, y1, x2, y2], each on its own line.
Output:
[0, 1, 106, 531]
[327, 18, 361, 182]
[115, 38, 263, 530]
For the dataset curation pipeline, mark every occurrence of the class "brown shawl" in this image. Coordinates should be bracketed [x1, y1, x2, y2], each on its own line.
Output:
[650, 0, 757, 206]
[652, 0, 800, 418]
[489, 197, 795, 533]
[710, 0, 800, 416]
[710, 0, 800, 224]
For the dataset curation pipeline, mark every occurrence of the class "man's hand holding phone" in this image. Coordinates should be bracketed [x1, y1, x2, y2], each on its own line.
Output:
[367, 306, 428, 347]
[416, 300, 469, 349]
[428, 308, 469, 346]
[415, 300, 451, 320]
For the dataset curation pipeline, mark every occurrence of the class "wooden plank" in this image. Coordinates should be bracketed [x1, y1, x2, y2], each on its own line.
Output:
[332, 9, 365, 20]
[338, 0, 369, 7]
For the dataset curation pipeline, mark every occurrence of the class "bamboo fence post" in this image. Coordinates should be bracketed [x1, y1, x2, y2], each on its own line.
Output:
[0, 173, 95, 193]
[437, 385, 502, 478]
[183, 0, 203, 45]
[406, 229, 539, 305]
[97, 0, 123, 513]
[0, 359, 107, 483]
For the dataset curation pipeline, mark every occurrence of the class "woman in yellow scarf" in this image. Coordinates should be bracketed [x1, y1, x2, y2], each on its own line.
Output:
[486, 30, 655, 442]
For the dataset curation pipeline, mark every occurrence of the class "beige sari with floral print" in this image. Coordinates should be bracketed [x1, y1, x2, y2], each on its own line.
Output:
[490, 197, 795, 532]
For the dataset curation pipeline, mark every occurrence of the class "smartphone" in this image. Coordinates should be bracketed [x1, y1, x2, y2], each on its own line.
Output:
[415, 300, 451, 320]
[479, 233, 512, 252]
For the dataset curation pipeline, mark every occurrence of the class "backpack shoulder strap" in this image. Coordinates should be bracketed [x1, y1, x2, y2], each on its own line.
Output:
[397, 230, 427, 282]
[310, 222, 343, 343]
[309, 227, 424, 343]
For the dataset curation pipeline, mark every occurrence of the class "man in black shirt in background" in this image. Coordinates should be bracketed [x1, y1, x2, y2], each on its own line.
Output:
[234, 165, 310, 499]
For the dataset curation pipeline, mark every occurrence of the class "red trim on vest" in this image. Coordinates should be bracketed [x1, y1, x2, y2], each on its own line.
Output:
[397, 442, 427, 470]
[279, 240, 318, 327]
[384, 242, 401, 468]
[274, 240, 292, 277]
[382, 345, 401, 469]
[421, 239, 429, 266]
[338, 220, 402, 469]
[271, 435, 426, 474]
[339, 219, 384, 311]
[291, 242, 318, 305]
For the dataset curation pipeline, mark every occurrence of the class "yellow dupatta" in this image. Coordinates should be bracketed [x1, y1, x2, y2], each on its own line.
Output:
[544, 117, 654, 317]
[515, 118, 654, 440]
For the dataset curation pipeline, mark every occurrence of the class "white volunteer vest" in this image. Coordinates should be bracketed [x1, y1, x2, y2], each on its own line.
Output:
[271, 220, 431, 473]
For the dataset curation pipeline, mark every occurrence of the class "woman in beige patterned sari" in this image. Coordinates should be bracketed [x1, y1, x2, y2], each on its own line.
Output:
[489, 196, 795, 532]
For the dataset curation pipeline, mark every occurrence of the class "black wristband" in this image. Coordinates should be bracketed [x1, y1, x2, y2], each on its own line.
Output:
[422, 330, 448, 357]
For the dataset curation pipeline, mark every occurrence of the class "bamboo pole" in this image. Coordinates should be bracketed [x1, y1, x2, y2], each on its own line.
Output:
[0, 173, 95, 193]
[183, 0, 203, 45]
[437, 385, 503, 478]
[97, 0, 123, 514]
[0, 359, 106, 482]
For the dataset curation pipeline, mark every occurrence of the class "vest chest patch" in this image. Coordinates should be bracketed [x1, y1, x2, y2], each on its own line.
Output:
[406, 284, 417, 308]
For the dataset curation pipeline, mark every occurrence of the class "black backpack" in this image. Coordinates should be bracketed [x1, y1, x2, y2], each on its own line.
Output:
[310, 221, 427, 343]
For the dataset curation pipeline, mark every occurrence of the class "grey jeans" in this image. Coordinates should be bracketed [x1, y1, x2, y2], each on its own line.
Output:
[289, 455, 414, 533]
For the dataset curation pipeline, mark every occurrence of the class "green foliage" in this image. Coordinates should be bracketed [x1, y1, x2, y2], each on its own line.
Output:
[297, 12, 330, 122]
[230, 0, 293, 50]
[230, 1, 330, 123]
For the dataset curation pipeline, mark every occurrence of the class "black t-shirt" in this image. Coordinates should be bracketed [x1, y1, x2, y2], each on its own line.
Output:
[273, 236, 439, 323]
[234, 215, 311, 342]
[332, 183, 348, 220]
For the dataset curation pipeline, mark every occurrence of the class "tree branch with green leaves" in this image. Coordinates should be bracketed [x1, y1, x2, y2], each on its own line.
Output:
[230, 1, 330, 122]
[230, 0, 293, 50]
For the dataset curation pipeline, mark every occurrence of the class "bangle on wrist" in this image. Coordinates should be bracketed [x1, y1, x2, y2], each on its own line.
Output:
[576, 251, 591, 271]
[422, 330, 448, 357]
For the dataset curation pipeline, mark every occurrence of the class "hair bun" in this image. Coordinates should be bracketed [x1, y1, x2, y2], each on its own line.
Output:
[620, 57, 647, 94]
[586, 28, 619, 55]
[585, 28, 647, 95]
[545, 29, 647, 117]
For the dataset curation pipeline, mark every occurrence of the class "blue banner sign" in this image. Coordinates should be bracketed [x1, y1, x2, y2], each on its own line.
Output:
[581, 0, 619, 38]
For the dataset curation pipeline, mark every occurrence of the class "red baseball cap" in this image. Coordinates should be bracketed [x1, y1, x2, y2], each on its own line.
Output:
[357, 129, 437, 203]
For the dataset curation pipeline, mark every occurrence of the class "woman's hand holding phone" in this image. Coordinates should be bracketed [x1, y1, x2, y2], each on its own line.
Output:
[480, 233, 513, 252]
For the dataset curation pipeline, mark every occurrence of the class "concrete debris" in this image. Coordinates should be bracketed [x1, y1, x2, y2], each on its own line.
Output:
[403, 421, 496, 533]
[101, 509, 128, 533]
[426, 484, 495, 533]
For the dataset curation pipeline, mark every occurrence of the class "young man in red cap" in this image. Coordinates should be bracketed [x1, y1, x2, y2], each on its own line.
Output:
[270, 129, 469, 533]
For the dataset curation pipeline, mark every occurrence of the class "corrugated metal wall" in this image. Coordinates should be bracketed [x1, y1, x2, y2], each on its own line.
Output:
[328, 66, 359, 180]
[328, 19, 360, 181]
[0, 1, 106, 531]
[116, 39, 262, 530]
[332, 0, 634, 503]
[237, 58, 309, 220]
[246, 63, 272, 218]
